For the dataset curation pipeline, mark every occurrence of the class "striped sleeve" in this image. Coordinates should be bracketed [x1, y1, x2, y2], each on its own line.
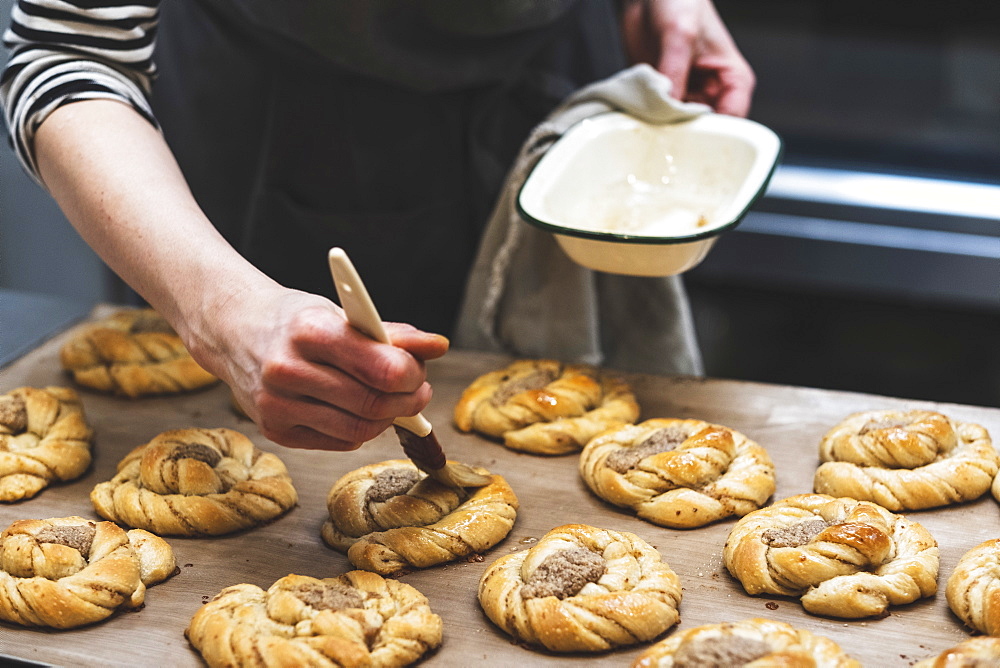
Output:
[1, 0, 160, 184]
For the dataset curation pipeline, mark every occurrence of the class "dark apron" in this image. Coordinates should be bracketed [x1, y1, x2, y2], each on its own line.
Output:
[151, 0, 625, 335]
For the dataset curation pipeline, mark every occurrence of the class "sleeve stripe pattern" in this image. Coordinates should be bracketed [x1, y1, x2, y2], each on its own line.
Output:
[1, 0, 159, 185]
[15, 1, 155, 33]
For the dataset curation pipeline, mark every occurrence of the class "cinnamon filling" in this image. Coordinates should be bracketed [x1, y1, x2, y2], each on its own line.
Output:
[491, 368, 559, 406]
[605, 425, 689, 473]
[762, 519, 831, 548]
[167, 443, 222, 467]
[520, 548, 606, 600]
[0, 395, 27, 434]
[291, 581, 364, 611]
[366, 467, 421, 504]
[673, 635, 771, 668]
[35, 523, 97, 557]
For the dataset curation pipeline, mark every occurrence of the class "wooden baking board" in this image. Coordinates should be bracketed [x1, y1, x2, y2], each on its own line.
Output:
[0, 306, 997, 667]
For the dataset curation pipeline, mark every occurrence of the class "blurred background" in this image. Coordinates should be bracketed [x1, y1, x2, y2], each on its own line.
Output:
[2, 0, 998, 406]
[689, 0, 1000, 407]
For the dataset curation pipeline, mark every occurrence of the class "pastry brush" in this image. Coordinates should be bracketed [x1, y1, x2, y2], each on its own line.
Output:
[327, 247, 491, 490]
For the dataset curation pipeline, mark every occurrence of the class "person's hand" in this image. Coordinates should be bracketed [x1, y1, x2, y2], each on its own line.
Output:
[621, 0, 755, 117]
[184, 285, 450, 452]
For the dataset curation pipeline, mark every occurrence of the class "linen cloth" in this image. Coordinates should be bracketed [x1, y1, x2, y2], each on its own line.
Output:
[454, 64, 709, 375]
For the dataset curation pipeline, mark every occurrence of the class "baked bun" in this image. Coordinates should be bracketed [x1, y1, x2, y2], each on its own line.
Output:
[321, 459, 517, 574]
[632, 618, 861, 668]
[186, 571, 442, 667]
[945, 538, 1000, 636]
[478, 523, 681, 652]
[0, 516, 174, 628]
[60, 308, 218, 397]
[914, 637, 1000, 667]
[993, 469, 999, 503]
[91, 427, 297, 536]
[814, 409, 999, 510]
[723, 493, 939, 618]
[580, 418, 775, 528]
[0, 386, 93, 501]
[454, 359, 640, 455]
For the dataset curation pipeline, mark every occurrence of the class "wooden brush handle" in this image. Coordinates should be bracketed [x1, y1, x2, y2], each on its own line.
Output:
[327, 248, 433, 438]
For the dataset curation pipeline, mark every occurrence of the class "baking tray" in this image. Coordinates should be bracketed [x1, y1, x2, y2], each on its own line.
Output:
[0, 307, 997, 666]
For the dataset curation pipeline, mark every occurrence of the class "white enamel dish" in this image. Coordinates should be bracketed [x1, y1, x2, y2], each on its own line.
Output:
[517, 111, 782, 276]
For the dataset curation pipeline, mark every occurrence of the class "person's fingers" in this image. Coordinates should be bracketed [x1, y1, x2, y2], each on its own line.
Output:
[202, 288, 447, 449]
[711, 64, 755, 117]
[633, 0, 705, 101]
[289, 308, 430, 394]
[259, 350, 434, 422]
[712, 84, 753, 117]
[253, 390, 396, 451]
[655, 15, 697, 102]
[695, 0, 756, 116]
[623, 0, 756, 115]
[685, 57, 755, 117]
[620, 1, 657, 66]
[383, 322, 450, 361]
[246, 302, 444, 447]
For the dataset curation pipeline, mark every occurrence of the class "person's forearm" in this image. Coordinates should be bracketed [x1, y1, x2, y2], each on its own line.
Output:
[33, 99, 275, 346]
[32, 98, 450, 451]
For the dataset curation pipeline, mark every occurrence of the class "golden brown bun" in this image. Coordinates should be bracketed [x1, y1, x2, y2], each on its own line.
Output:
[814, 409, 999, 510]
[321, 459, 517, 574]
[0, 516, 174, 628]
[91, 427, 297, 536]
[478, 523, 681, 653]
[580, 418, 775, 528]
[186, 571, 442, 667]
[0, 386, 93, 501]
[632, 618, 861, 668]
[993, 469, 999, 503]
[60, 309, 218, 397]
[945, 538, 1000, 636]
[914, 637, 1000, 667]
[723, 493, 939, 618]
[453, 359, 640, 455]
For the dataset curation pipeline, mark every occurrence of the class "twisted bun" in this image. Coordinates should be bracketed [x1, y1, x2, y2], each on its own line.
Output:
[91, 427, 297, 535]
[633, 618, 861, 668]
[60, 309, 217, 397]
[580, 418, 775, 528]
[186, 571, 442, 667]
[814, 410, 999, 510]
[724, 493, 939, 618]
[945, 538, 1000, 636]
[0, 516, 174, 628]
[454, 359, 639, 455]
[478, 523, 681, 652]
[914, 638, 1000, 667]
[321, 459, 517, 574]
[0, 386, 93, 501]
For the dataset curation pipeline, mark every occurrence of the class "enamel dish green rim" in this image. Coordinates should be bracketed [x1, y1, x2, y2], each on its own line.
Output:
[516, 111, 783, 245]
